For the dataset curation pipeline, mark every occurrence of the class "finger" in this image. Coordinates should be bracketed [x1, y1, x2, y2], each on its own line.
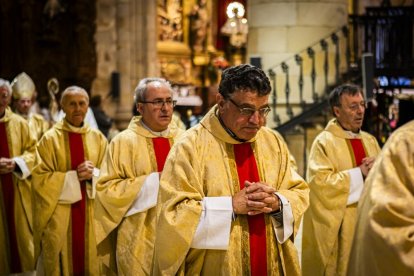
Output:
[247, 200, 267, 208]
[77, 167, 88, 174]
[262, 196, 277, 205]
[246, 182, 276, 194]
[247, 192, 270, 201]
[245, 180, 254, 187]
[248, 206, 273, 215]
[247, 210, 263, 216]
[245, 182, 261, 193]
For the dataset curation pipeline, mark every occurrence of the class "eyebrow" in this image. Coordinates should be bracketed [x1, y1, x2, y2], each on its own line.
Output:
[147, 97, 173, 101]
[238, 102, 270, 109]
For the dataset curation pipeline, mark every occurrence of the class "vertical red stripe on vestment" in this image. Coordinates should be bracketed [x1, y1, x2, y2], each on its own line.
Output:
[68, 132, 86, 276]
[0, 122, 22, 273]
[349, 139, 366, 166]
[234, 143, 267, 276]
[152, 137, 171, 172]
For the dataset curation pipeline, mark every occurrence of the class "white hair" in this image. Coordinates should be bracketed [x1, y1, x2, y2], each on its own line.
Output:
[0, 78, 12, 96]
[60, 85, 89, 105]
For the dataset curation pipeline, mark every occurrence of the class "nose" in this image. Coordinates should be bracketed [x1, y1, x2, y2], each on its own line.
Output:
[357, 105, 365, 114]
[248, 110, 260, 124]
[160, 102, 172, 112]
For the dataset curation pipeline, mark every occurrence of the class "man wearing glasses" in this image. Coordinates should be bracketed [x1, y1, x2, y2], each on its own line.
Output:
[154, 64, 309, 275]
[94, 78, 184, 275]
[302, 84, 381, 276]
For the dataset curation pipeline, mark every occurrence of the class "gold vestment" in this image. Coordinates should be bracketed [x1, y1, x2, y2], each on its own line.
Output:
[28, 113, 49, 140]
[154, 106, 309, 275]
[348, 120, 414, 276]
[302, 118, 381, 276]
[0, 108, 36, 274]
[32, 119, 107, 276]
[94, 116, 183, 275]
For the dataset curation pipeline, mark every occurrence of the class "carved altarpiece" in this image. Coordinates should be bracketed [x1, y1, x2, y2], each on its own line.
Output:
[157, 0, 217, 114]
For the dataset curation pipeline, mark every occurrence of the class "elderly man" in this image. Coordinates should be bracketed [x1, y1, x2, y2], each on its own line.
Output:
[302, 83, 381, 276]
[154, 64, 309, 275]
[32, 86, 107, 275]
[11, 72, 49, 140]
[94, 77, 184, 275]
[347, 119, 414, 276]
[0, 78, 36, 274]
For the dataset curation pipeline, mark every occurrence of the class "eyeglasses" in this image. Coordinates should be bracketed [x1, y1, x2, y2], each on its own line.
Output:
[140, 99, 177, 108]
[228, 98, 271, 117]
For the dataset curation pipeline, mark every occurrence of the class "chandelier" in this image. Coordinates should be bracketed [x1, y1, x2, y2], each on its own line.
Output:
[220, 2, 248, 48]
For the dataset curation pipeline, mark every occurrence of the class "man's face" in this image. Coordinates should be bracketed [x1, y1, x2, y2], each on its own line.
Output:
[15, 97, 32, 115]
[0, 87, 10, 116]
[61, 91, 89, 127]
[333, 92, 366, 133]
[137, 82, 174, 132]
[218, 90, 269, 141]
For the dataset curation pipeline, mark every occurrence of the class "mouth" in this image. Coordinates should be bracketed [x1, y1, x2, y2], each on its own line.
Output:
[243, 127, 260, 133]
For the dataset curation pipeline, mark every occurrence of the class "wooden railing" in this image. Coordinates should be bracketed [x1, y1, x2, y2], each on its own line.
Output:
[268, 25, 353, 130]
[268, 6, 414, 133]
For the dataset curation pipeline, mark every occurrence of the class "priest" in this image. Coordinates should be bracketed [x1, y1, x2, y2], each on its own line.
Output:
[11, 72, 49, 140]
[302, 83, 381, 276]
[154, 64, 309, 275]
[0, 78, 36, 274]
[347, 119, 414, 276]
[94, 78, 184, 275]
[32, 86, 107, 275]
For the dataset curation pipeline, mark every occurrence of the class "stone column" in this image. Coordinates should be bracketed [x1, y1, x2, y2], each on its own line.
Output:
[93, 0, 157, 130]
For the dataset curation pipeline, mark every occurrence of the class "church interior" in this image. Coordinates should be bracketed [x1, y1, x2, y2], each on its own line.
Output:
[1, 0, 414, 174]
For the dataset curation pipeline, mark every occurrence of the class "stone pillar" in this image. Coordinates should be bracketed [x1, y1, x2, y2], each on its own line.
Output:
[93, 0, 157, 130]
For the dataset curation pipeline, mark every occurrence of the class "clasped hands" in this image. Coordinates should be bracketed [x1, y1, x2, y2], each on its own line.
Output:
[76, 160, 95, 182]
[232, 181, 280, 216]
[359, 156, 376, 178]
[0, 157, 16, 174]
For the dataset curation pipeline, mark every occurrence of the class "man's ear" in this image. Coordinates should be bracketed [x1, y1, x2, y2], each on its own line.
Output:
[333, 106, 340, 117]
[136, 103, 142, 114]
[216, 93, 225, 108]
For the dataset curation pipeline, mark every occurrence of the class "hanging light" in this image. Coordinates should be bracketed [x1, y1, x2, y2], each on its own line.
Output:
[220, 2, 248, 48]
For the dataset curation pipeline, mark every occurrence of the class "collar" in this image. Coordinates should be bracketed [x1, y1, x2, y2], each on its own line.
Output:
[217, 113, 247, 143]
[140, 120, 170, 137]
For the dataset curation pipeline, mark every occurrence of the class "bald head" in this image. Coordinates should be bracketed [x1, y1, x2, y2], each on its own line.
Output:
[61, 86, 89, 127]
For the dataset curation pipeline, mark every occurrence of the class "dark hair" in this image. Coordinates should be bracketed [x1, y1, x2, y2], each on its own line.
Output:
[329, 83, 363, 115]
[218, 64, 271, 99]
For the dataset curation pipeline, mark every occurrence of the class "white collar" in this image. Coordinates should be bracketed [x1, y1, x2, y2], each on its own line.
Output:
[344, 129, 360, 138]
[140, 120, 170, 137]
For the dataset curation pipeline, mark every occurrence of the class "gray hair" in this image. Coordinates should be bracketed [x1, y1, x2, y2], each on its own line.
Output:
[0, 79, 11, 96]
[60, 85, 89, 105]
[134, 78, 172, 104]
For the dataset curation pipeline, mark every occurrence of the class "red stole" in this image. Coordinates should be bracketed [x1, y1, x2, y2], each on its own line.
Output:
[152, 137, 171, 172]
[349, 139, 366, 166]
[0, 122, 22, 273]
[234, 143, 267, 276]
[68, 132, 87, 276]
